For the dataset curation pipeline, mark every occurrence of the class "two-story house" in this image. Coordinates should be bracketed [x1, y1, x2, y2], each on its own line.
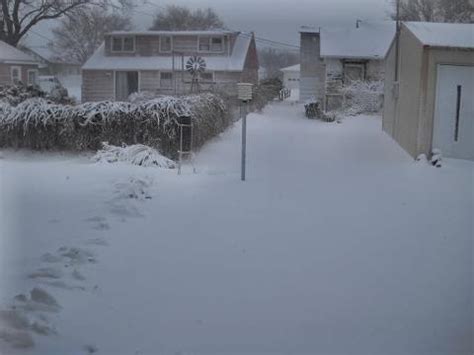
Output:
[81, 30, 259, 102]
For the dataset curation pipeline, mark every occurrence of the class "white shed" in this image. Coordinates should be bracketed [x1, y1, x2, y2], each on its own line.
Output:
[383, 22, 474, 161]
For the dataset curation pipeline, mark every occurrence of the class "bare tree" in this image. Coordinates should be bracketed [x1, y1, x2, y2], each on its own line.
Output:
[258, 47, 299, 79]
[149, 5, 224, 31]
[391, 0, 473, 23]
[0, 0, 132, 47]
[48, 7, 132, 64]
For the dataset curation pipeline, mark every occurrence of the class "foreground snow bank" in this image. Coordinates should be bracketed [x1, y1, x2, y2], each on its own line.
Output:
[92, 143, 176, 169]
[0, 103, 472, 355]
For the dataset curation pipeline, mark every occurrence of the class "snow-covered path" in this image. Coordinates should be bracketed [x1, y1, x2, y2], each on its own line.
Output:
[1, 103, 472, 355]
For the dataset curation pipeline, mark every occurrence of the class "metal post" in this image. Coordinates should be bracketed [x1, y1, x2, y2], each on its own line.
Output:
[241, 101, 247, 181]
[178, 125, 183, 175]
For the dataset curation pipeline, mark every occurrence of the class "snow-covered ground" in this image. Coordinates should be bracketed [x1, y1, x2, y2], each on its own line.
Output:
[0, 102, 472, 355]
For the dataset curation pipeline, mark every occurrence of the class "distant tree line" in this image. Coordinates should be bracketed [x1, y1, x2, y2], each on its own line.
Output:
[392, 0, 473, 23]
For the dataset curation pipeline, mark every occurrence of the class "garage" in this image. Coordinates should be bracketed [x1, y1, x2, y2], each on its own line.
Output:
[433, 65, 474, 160]
[383, 22, 474, 161]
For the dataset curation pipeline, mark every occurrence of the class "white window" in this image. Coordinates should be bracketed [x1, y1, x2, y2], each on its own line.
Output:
[160, 36, 172, 52]
[160, 72, 173, 88]
[111, 36, 135, 52]
[210, 37, 223, 52]
[198, 37, 224, 52]
[11, 66, 21, 84]
[27, 69, 38, 85]
[198, 37, 211, 51]
[344, 63, 365, 83]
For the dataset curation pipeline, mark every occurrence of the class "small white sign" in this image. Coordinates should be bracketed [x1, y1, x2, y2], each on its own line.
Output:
[237, 83, 253, 101]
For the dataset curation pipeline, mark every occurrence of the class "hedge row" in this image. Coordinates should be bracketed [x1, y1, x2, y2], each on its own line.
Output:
[0, 93, 230, 158]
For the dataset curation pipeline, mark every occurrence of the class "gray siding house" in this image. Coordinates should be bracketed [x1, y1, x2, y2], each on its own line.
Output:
[299, 21, 396, 109]
[0, 41, 39, 86]
[82, 30, 258, 102]
[383, 22, 474, 161]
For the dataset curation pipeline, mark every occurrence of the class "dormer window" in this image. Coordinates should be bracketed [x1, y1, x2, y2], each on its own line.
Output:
[210, 37, 223, 52]
[198, 36, 224, 52]
[199, 37, 211, 51]
[160, 36, 172, 52]
[111, 36, 135, 52]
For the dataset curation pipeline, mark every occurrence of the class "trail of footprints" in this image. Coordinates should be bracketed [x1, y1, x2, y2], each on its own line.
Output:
[0, 176, 154, 353]
[0, 243, 102, 351]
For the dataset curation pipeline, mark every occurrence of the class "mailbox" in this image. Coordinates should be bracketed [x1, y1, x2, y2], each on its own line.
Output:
[237, 83, 253, 101]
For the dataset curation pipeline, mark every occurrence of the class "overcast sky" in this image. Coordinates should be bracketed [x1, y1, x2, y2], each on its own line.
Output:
[27, 0, 393, 49]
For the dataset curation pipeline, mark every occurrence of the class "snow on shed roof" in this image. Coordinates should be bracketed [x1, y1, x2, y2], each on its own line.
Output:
[404, 22, 474, 49]
[0, 41, 39, 65]
[299, 26, 319, 34]
[320, 21, 396, 60]
[83, 32, 252, 72]
[281, 64, 300, 72]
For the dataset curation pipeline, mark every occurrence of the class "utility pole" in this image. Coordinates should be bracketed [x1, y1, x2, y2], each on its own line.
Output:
[395, 0, 401, 83]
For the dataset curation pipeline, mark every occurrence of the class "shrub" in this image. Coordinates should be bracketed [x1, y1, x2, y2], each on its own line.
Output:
[252, 78, 283, 112]
[0, 93, 230, 158]
[0, 83, 75, 106]
[92, 143, 176, 168]
[341, 80, 384, 115]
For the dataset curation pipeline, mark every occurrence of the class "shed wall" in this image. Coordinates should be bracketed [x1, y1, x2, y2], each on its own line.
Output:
[417, 48, 474, 156]
[385, 25, 425, 158]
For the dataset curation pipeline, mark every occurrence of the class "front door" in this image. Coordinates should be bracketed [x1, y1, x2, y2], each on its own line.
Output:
[115, 71, 139, 101]
[433, 65, 474, 160]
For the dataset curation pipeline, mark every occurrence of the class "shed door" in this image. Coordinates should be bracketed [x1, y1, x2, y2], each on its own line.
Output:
[433, 65, 474, 160]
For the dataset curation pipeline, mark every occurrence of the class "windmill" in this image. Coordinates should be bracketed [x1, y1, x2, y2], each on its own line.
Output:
[186, 56, 207, 93]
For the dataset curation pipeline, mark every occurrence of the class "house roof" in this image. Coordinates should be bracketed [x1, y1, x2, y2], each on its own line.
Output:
[105, 30, 235, 36]
[404, 22, 474, 49]
[25, 46, 82, 66]
[82, 32, 253, 72]
[0, 41, 39, 65]
[281, 64, 300, 72]
[320, 21, 396, 60]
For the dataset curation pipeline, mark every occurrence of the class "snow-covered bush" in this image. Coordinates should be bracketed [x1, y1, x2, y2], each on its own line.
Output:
[92, 143, 176, 168]
[341, 80, 384, 115]
[252, 78, 283, 112]
[0, 83, 74, 106]
[0, 93, 230, 157]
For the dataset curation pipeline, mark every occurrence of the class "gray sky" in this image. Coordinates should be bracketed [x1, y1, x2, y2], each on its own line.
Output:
[138, 0, 393, 46]
[27, 0, 393, 49]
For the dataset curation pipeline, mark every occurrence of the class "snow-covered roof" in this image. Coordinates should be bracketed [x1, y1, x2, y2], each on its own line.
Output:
[83, 32, 252, 72]
[25, 46, 81, 65]
[106, 30, 235, 36]
[404, 22, 474, 49]
[0, 41, 39, 65]
[281, 64, 300, 72]
[299, 26, 319, 34]
[320, 21, 396, 60]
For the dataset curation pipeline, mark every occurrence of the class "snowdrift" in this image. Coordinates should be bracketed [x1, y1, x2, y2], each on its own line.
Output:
[92, 143, 176, 169]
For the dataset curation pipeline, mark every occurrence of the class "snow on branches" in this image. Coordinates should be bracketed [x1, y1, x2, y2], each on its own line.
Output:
[0, 93, 229, 157]
[92, 143, 177, 169]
